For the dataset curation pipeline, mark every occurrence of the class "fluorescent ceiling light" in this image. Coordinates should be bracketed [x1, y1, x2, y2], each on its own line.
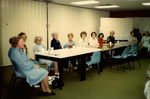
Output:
[71, 0, 99, 5]
[142, 2, 150, 6]
[95, 5, 119, 9]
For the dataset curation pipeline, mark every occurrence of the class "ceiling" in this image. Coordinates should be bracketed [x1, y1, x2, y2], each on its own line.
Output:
[45, 0, 150, 11]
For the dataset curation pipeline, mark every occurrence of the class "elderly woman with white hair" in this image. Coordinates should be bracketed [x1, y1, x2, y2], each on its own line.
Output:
[107, 30, 115, 44]
[33, 36, 59, 76]
[51, 33, 62, 50]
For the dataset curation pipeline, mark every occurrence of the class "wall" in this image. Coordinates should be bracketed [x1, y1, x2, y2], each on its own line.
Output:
[110, 10, 150, 18]
[110, 10, 150, 37]
[1, 0, 47, 66]
[133, 18, 150, 35]
[0, 0, 109, 66]
[48, 4, 109, 48]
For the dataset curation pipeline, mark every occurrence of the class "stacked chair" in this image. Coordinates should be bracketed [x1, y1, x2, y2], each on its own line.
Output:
[110, 44, 141, 72]
[110, 47, 131, 72]
[128, 45, 141, 69]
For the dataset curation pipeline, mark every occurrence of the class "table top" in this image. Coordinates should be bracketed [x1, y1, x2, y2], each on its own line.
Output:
[97, 42, 133, 51]
[35, 42, 133, 59]
[35, 47, 102, 59]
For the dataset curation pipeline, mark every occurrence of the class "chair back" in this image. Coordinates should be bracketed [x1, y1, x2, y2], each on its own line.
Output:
[11, 61, 26, 78]
[8, 48, 26, 78]
[8, 48, 15, 71]
[131, 46, 139, 56]
[87, 51, 101, 66]
[129, 43, 136, 53]
[63, 45, 67, 48]
[121, 47, 130, 58]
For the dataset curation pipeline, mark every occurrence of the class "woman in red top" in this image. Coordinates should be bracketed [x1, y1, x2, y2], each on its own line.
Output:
[98, 33, 106, 45]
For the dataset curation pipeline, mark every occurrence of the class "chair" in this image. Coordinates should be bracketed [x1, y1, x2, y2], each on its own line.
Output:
[129, 43, 136, 53]
[86, 51, 101, 79]
[8, 48, 26, 91]
[63, 45, 67, 49]
[128, 46, 141, 69]
[110, 47, 131, 72]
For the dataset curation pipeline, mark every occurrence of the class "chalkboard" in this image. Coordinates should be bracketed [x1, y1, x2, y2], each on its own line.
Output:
[100, 18, 133, 40]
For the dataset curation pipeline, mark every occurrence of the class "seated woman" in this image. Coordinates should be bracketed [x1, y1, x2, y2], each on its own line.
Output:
[51, 32, 62, 50]
[64, 33, 75, 48]
[79, 31, 88, 47]
[18, 32, 35, 61]
[128, 31, 138, 43]
[50, 32, 68, 68]
[33, 36, 59, 76]
[64, 33, 77, 70]
[141, 31, 150, 54]
[107, 31, 115, 44]
[9, 36, 55, 96]
[98, 33, 106, 46]
[89, 32, 99, 47]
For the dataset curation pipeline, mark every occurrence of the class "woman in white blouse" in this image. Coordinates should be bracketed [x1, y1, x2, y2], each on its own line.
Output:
[79, 31, 88, 47]
[33, 36, 59, 75]
[89, 32, 99, 47]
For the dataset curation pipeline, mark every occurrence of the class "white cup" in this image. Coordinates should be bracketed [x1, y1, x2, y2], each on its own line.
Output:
[117, 41, 119, 45]
[51, 47, 54, 51]
[110, 42, 112, 45]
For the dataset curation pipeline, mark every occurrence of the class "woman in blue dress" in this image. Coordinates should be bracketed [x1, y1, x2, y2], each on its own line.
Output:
[141, 31, 150, 54]
[33, 36, 59, 75]
[64, 33, 75, 48]
[9, 36, 55, 96]
[64, 33, 77, 70]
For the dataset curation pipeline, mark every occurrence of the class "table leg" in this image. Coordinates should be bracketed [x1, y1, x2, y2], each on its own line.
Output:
[35, 55, 39, 61]
[58, 60, 64, 90]
[80, 57, 86, 81]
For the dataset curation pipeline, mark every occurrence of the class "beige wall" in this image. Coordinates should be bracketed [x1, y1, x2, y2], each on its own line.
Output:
[0, 0, 109, 66]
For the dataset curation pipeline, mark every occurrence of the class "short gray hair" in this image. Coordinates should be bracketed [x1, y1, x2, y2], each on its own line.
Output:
[34, 36, 42, 43]
[110, 30, 115, 34]
[51, 32, 58, 38]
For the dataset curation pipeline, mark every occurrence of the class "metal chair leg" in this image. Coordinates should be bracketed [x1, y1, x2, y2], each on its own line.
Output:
[137, 57, 141, 68]
[133, 58, 135, 70]
[8, 72, 15, 89]
[127, 61, 132, 70]
[10, 75, 17, 90]
[123, 62, 125, 72]
[97, 63, 101, 76]
[88, 66, 92, 80]
[110, 59, 113, 70]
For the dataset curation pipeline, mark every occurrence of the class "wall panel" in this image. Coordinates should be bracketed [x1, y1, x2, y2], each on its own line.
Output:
[0, 0, 109, 66]
[0, 0, 47, 66]
[48, 4, 109, 47]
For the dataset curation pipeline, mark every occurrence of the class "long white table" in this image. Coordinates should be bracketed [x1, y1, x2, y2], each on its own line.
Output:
[35, 42, 133, 89]
[35, 47, 102, 89]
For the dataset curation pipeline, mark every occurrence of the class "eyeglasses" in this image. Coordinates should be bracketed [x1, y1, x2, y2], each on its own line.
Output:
[22, 37, 27, 39]
[36, 40, 42, 41]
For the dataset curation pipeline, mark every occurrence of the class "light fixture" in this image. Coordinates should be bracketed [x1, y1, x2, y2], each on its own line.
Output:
[142, 2, 150, 6]
[95, 5, 119, 9]
[71, 0, 100, 5]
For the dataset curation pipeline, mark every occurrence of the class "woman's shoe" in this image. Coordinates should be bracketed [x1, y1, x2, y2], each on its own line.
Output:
[39, 90, 56, 96]
[46, 91, 56, 96]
